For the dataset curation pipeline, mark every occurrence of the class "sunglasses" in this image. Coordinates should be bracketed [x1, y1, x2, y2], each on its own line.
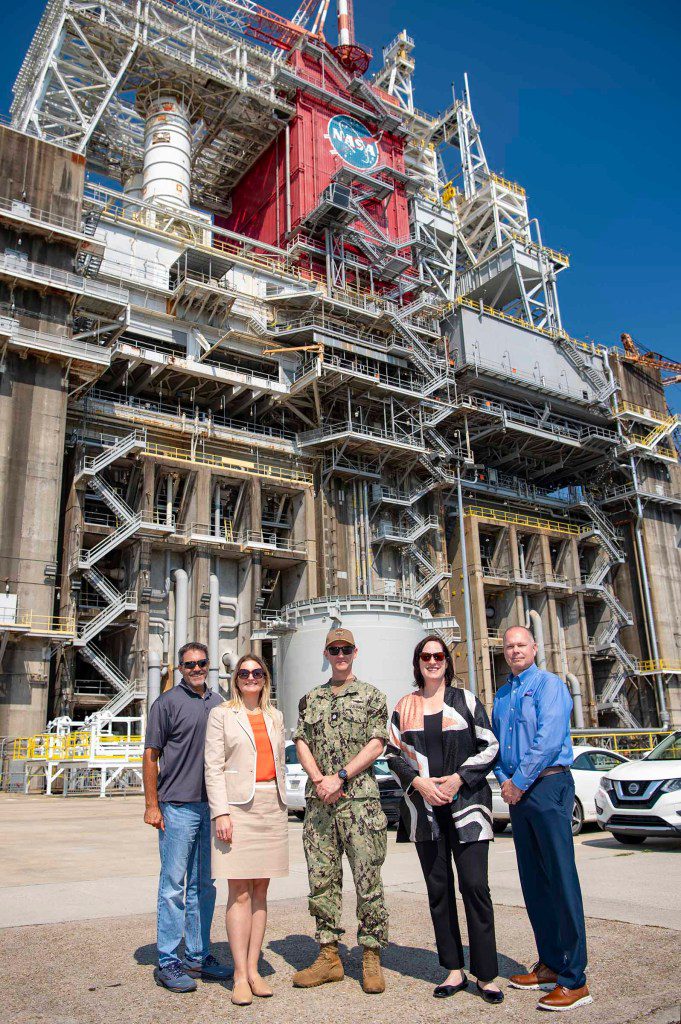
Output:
[181, 659, 208, 669]
[326, 644, 355, 656]
[420, 652, 446, 663]
[237, 668, 265, 680]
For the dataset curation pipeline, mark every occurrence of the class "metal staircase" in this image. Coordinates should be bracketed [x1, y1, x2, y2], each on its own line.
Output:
[85, 680, 146, 723]
[78, 514, 142, 569]
[79, 643, 129, 692]
[75, 429, 146, 481]
[554, 335, 615, 405]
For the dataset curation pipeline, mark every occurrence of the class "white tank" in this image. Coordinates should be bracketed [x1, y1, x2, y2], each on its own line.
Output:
[142, 94, 193, 209]
[275, 596, 431, 732]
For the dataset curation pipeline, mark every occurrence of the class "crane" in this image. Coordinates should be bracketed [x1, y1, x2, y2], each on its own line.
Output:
[620, 333, 681, 387]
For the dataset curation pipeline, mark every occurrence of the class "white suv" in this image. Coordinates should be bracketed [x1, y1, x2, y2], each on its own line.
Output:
[596, 731, 681, 844]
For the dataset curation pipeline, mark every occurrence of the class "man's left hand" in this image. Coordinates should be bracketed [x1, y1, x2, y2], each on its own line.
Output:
[431, 773, 463, 801]
[501, 779, 524, 805]
[316, 773, 344, 803]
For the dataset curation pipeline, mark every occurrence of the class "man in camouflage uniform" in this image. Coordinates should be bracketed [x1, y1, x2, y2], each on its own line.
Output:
[292, 626, 389, 994]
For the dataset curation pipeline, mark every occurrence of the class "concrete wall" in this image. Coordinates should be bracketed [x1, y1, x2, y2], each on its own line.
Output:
[0, 354, 67, 736]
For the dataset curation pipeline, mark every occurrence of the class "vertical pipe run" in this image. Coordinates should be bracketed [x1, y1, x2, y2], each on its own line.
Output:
[208, 573, 220, 693]
[173, 568, 188, 685]
[456, 467, 476, 694]
[362, 480, 372, 595]
[527, 608, 547, 670]
[285, 123, 292, 237]
[213, 484, 221, 538]
[566, 673, 585, 729]
[166, 474, 173, 527]
[148, 651, 161, 708]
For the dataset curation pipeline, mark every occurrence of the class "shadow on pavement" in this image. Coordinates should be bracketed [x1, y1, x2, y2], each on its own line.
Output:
[268, 935, 525, 983]
[581, 837, 681, 851]
[133, 939, 275, 978]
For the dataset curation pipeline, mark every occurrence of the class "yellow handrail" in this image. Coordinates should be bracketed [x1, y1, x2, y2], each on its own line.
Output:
[489, 172, 526, 197]
[636, 659, 681, 674]
[571, 730, 672, 758]
[143, 441, 313, 486]
[464, 504, 588, 538]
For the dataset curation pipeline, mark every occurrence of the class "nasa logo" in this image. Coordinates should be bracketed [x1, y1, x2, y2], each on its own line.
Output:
[327, 115, 379, 170]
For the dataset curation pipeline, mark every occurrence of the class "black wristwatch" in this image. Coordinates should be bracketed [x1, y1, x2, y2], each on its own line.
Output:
[338, 768, 349, 787]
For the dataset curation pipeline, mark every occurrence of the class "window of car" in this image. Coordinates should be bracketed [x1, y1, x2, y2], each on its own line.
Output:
[571, 753, 592, 771]
[588, 752, 625, 772]
[285, 744, 300, 765]
[373, 759, 391, 776]
[645, 731, 681, 761]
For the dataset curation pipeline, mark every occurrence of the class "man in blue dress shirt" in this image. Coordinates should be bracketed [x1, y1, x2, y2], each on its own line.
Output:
[492, 626, 592, 1012]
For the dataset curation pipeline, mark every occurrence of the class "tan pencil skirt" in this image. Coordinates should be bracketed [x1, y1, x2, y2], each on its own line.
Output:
[211, 781, 289, 879]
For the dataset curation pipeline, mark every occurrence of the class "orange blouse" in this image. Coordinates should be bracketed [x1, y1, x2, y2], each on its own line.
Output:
[249, 710, 276, 782]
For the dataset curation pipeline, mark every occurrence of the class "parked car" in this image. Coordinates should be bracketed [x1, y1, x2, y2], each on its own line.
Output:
[284, 743, 403, 824]
[374, 756, 403, 826]
[489, 745, 629, 836]
[285, 740, 306, 818]
[595, 730, 681, 844]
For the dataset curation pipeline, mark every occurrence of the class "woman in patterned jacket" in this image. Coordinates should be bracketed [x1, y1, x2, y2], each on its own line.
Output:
[386, 635, 503, 1003]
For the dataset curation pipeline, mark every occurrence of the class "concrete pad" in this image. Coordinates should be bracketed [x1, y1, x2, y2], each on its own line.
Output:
[1, 894, 679, 1024]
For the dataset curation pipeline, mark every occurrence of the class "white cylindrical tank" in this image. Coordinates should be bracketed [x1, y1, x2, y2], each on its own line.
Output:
[276, 597, 429, 732]
[142, 93, 193, 209]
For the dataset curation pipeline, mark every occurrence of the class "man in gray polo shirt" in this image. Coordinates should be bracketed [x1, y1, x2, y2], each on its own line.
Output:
[143, 641, 230, 992]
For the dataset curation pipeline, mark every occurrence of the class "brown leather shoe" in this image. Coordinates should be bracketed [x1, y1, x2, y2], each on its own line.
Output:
[509, 961, 558, 991]
[538, 984, 593, 1011]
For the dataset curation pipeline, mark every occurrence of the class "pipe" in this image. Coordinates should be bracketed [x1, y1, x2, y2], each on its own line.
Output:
[456, 466, 476, 694]
[208, 573, 220, 692]
[173, 568, 188, 685]
[285, 123, 292, 236]
[213, 483, 221, 538]
[362, 480, 372, 595]
[566, 673, 585, 729]
[633, 520, 670, 727]
[148, 651, 162, 708]
[166, 474, 173, 527]
[527, 608, 547, 670]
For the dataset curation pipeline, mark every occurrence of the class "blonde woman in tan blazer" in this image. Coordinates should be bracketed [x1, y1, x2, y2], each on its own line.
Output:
[204, 653, 288, 1006]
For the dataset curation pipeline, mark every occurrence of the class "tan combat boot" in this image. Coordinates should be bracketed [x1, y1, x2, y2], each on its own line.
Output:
[292, 943, 344, 988]
[361, 947, 385, 994]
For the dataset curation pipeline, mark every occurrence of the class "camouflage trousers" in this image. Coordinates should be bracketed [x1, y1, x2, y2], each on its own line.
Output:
[303, 797, 389, 949]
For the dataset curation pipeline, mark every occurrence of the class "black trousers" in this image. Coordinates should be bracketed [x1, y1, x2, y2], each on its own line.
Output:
[415, 812, 498, 981]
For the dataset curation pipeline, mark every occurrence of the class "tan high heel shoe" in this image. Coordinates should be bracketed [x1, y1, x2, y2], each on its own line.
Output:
[231, 979, 253, 1006]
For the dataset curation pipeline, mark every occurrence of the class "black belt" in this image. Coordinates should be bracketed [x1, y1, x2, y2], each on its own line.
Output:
[538, 765, 570, 780]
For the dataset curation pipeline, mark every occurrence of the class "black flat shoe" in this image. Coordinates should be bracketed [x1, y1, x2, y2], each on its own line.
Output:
[433, 974, 468, 998]
[476, 981, 504, 1004]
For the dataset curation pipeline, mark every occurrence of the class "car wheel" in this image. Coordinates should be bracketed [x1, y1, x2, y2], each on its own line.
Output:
[612, 832, 645, 845]
[571, 799, 584, 836]
[492, 820, 508, 834]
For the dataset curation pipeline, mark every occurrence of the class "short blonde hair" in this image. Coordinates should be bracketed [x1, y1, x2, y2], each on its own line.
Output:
[227, 653, 274, 715]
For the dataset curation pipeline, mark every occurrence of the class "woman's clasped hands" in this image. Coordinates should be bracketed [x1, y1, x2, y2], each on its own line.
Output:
[413, 772, 463, 805]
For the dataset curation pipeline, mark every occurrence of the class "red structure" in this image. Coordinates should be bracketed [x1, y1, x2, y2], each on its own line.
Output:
[221, 50, 409, 265]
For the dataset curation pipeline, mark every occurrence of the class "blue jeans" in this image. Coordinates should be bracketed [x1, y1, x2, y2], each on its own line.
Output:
[157, 801, 216, 968]
[510, 773, 588, 989]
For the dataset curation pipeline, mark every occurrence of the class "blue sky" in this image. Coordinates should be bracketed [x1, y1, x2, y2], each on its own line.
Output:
[1, 1, 679, 401]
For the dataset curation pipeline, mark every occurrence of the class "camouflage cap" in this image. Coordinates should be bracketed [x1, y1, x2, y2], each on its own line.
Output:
[324, 626, 356, 647]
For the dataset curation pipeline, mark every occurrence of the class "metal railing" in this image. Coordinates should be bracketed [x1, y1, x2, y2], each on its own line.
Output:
[0, 193, 84, 235]
[143, 441, 313, 485]
[0, 609, 75, 635]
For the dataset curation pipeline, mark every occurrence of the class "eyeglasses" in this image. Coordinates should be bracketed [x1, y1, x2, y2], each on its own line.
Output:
[181, 659, 208, 669]
[326, 645, 355, 656]
[237, 668, 265, 680]
[420, 652, 446, 663]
